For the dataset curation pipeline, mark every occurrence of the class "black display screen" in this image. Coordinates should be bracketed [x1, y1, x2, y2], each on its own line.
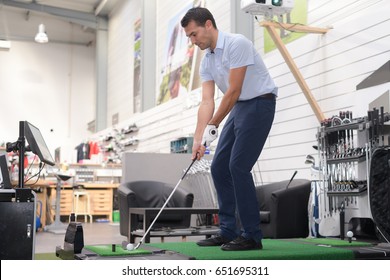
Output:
[24, 121, 55, 166]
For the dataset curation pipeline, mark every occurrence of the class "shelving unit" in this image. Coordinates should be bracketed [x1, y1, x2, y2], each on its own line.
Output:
[315, 108, 390, 238]
[26, 162, 123, 224]
[99, 124, 139, 164]
[48, 183, 118, 222]
[69, 163, 122, 184]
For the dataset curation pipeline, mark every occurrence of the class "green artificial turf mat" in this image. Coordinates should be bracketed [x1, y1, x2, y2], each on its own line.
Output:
[35, 253, 62, 260]
[84, 244, 152, 256]
[149, 240, 355, 260]
[297, 238, 373, 247]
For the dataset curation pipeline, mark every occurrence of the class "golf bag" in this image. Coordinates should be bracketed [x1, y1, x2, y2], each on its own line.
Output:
[369, 147, 390, 242]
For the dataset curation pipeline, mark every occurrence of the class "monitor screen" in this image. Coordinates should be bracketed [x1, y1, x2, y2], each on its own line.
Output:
[24, 121, 55, 166]
[0, 154, 12, 189]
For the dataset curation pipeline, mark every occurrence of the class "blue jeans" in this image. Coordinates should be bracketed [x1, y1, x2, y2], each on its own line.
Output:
[211, 96, 275, 242]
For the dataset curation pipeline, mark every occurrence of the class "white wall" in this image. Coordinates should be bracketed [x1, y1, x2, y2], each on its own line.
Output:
[256, 0, 390, 182]
[103, 0, 390, 184]
[102, 0, 226, 154]
[2, 0, 389, 184]
[106, 0, 142, 126]
[0, 40, 95, 163]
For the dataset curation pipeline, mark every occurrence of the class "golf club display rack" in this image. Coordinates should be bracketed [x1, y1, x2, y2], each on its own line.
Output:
[316, 107, 390, 238]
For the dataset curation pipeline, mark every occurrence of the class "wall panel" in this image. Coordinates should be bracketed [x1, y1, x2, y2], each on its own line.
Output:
[103, 0, 390, 184]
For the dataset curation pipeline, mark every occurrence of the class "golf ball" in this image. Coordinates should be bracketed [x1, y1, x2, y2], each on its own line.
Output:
[347, 231, 354, 238]
[126, 243, 135, 251]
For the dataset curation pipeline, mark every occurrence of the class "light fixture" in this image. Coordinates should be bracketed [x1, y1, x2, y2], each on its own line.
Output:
[35, 23, 49, 43]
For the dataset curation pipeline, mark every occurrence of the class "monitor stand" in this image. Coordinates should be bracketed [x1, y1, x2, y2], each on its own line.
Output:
[45, 174, 72, 234]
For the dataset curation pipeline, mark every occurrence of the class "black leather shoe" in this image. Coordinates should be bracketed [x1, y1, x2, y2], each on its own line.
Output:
[196, 234, 232, 246]
[221, 236, 263, 251]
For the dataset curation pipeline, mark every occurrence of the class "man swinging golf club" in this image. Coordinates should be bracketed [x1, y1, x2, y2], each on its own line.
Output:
[181, 7, 277, 251]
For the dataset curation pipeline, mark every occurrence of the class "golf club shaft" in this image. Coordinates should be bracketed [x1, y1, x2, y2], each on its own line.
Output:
[135, 157, 197, 249]
[285, 170, 298, 188]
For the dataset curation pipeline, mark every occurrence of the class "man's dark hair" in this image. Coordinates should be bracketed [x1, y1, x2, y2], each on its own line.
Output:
[181, 7, 217, 29]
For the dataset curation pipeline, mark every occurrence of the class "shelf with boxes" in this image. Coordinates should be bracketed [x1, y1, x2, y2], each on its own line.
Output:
[170, 137, 193, 154]
[25, 162, 122, 184]
[69, 163, 122, 184]
[42, 162, 122, 223]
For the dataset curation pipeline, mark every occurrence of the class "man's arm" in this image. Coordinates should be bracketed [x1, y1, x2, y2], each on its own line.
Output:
[208, 66, 247, 127]
[192, 80, 215, 160]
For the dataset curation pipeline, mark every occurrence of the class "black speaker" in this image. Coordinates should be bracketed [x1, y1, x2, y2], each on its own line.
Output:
[63, 213, 84, 254]
[0, 189, 36, 259]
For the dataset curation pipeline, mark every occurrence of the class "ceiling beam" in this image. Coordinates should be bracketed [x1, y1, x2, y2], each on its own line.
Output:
[95, 0, 108, 16]
[2, 0, 107, 30]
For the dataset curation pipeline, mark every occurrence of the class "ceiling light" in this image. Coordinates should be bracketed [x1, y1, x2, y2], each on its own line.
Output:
[35, 23, 49, 43]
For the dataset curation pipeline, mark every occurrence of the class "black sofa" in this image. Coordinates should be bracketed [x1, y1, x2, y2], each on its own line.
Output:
[118, 180, 194, 238]
[255, 179, 311, 238]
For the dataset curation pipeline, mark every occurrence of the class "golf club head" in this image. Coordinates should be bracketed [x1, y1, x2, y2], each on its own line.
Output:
[305, 154, 315, 165]
[134, 242, 142, 250]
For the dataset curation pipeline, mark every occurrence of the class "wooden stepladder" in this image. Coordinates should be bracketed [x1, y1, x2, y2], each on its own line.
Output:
[261, 21, 331, 123]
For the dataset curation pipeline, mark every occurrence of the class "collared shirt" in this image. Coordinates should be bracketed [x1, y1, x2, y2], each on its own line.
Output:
[200, 31, 278, 101]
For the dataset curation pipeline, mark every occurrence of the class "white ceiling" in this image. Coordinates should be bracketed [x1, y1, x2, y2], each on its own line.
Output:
[0, 0, 122, 45]
[9, 0, 117, 16]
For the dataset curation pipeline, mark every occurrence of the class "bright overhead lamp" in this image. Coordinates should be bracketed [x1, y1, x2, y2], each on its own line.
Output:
[35, 23, 49, 43]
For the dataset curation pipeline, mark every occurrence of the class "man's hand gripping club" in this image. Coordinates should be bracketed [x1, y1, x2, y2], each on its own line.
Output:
[202, 124, 218, 146]
[192, 124, 218, 161]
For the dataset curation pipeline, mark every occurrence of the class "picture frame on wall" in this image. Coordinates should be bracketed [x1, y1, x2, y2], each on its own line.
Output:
[157, 0, 205, 105]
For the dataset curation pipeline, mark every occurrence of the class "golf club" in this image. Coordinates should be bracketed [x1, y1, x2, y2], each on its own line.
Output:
[133, 156, 198, 250]
[285, 170, 298, 189]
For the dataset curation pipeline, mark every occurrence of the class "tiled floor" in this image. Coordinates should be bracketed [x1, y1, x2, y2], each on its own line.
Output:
[35, 222, 204, 254]
[35, 222, 123, 254]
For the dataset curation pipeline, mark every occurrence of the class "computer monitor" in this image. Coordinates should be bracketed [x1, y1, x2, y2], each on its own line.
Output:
[24, 121, 55, 166]
[0, 155, 12, 189]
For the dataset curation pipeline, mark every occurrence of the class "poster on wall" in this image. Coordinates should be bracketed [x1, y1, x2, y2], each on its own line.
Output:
[133, 18, 142, 113]
[156, 0, 204, 105]
[264, 0, 307, 53]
